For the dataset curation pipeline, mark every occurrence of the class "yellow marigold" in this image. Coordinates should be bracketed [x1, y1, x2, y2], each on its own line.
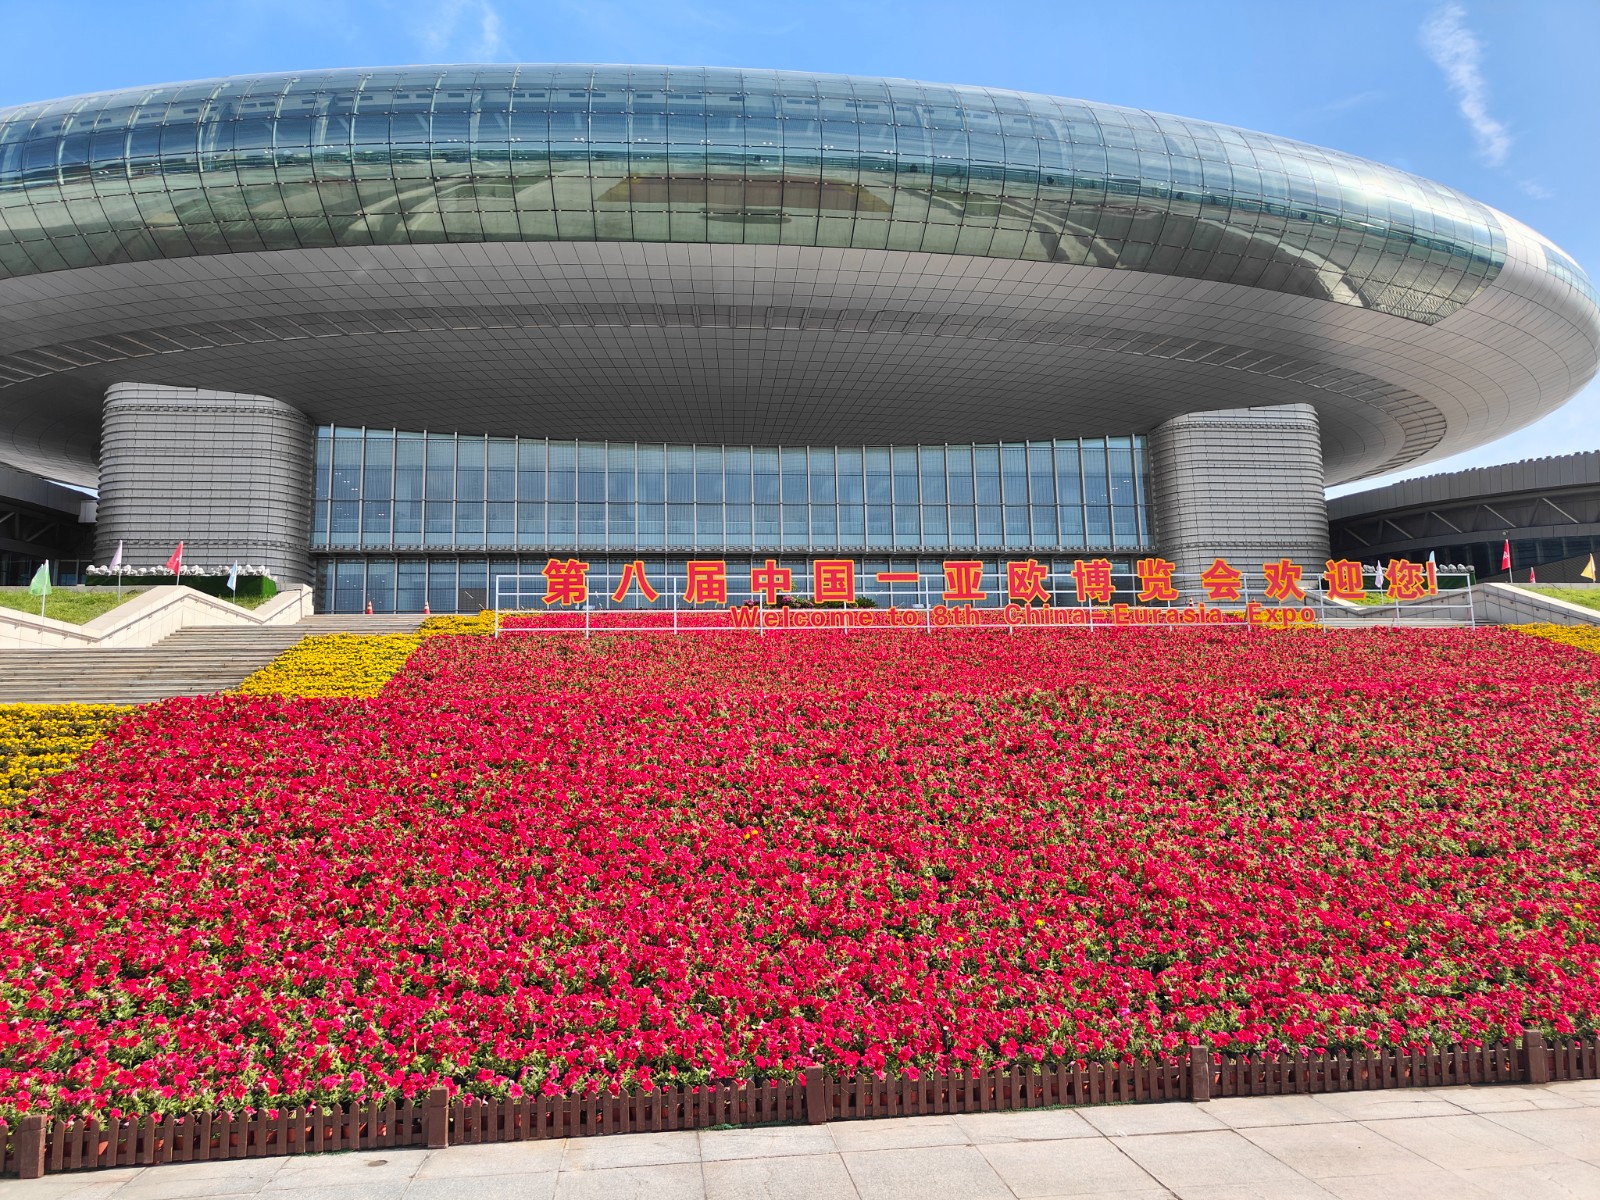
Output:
[237, 633, 423, 698]
[1509, 624, 1600, 654]
[421, 611, 497, 637]
[0, 703, 127, 805]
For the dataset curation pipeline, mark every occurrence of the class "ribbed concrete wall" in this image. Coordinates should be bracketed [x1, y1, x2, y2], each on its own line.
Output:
[95, 383, 314, 585]
[1149, 403, 1329, 579]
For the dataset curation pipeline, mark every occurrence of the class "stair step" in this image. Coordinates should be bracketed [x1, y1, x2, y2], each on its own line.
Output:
[0, 612, 427, 704]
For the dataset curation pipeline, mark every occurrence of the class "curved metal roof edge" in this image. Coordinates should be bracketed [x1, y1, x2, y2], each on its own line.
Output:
[1328, 448, 1600, 520]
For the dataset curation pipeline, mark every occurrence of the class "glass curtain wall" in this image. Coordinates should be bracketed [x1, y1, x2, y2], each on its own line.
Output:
[0, 66, 1509, 323]
[316, 554, 1144, 615]
[313, 427, 1149, 556]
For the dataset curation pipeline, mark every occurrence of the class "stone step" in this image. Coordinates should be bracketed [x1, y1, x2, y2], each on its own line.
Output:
[295, 615, 426, 633]
[0, 612, 429, 704]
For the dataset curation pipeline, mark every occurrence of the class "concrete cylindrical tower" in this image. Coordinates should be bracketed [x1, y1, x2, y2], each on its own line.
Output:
[1148, 402, 1330, 580]
[95, 382, 315, 585]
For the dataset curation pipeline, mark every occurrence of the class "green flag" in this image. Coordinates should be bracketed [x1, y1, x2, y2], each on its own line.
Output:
[28, 560, 49, 616]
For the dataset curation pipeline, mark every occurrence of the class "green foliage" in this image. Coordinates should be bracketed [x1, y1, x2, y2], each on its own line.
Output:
[1518, 586, 1600, 613]
[0, 587, 147, 625]
[85, 574, 279, 607]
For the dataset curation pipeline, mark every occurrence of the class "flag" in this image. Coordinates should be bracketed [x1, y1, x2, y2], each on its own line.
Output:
[109, 540, 123, 571]
[27, 561, 50, 597]
[1583, 554, 1597, 582]
[1373, 559, 1385, 590]
[226, 561, 240, 590]
[1529, 567, 1537, 584]
[1501, 540, 1512, 571]
[163, 542, 184, 576]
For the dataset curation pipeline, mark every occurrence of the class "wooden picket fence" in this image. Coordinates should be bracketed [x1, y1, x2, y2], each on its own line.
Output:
[9, 1031, 1598, 1178]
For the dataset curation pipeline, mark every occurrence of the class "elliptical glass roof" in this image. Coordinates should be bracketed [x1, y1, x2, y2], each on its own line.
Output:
[0, 65, 1511, 323]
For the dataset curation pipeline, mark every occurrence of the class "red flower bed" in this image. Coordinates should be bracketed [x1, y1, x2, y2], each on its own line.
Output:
[3, 628, 1600, 1121]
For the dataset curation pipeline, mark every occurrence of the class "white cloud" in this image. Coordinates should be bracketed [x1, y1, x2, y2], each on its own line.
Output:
[1420, 3, 1512, 167]
[414, 0, 506, 61]
[1519, 179, 1553, 200]
[1298, 90, 1384, 120]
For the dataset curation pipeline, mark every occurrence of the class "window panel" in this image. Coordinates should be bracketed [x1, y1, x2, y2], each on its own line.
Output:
[424, 500, 454, 546]
[487, 439, 516, 501]
[1081, 442, 1110, 506]
[918, 446, 947, 503]
[456, 498, 485, 545]
[636, 444, 665, 503]
[974, 503, 1002, 544]
[753, 469, 780, 504]
[547, 442, 576, 502]
[456, 436, 486, 501]
[838, 505, 865, 546]
[754, 503, 780, 542]
[948, 507, 976, 547]
[697, 505, 723, 543]
[425, 435, 455, 501]
[836, 449, 864, 504]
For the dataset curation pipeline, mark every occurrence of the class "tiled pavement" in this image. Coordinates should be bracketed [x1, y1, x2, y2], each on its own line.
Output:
[10, 1081, 1600, 1199]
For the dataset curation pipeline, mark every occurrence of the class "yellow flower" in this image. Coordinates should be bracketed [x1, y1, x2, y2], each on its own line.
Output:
[237, 611, 500, 699]
[237, 633, 424, 698]
[420, 611, 498, 637]
[0, 703, 127, 805]
[1510, 625, 1600, 654]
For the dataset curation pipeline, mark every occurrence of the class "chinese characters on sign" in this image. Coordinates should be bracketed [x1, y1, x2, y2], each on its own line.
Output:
[533, 555, 1441, 618]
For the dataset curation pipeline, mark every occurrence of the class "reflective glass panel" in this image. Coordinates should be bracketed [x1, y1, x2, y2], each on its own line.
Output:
[310, 428, 1151, 556]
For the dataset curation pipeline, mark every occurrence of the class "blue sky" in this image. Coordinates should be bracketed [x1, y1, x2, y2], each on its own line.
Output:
[1, 0, 1594, 496]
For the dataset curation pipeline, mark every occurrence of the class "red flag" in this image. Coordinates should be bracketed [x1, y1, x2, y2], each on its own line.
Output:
[1500, 539, 1512, 571]
[163, 542, 184, 576]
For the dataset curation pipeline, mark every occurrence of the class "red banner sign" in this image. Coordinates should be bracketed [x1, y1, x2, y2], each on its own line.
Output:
[526, 556, 1438, 608]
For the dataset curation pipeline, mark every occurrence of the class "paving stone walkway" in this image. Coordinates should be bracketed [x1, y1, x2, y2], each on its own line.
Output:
[11, 1080, 1600, 1199]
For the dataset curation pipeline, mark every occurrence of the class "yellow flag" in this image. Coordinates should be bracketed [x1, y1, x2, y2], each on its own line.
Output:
[1583, 553, 1597, 581]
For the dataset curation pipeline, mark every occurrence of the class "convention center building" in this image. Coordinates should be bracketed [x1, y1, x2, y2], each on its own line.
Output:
[0, 65, 1595, 611]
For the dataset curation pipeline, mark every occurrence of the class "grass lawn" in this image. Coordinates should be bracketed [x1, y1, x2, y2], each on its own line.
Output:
[0, 587, 148, 624]
[1521, 585, 1600, 613]
[0, 586, 274, 623]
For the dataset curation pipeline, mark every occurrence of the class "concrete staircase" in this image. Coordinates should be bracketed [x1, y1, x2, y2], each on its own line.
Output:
[0, 614, 425, 705]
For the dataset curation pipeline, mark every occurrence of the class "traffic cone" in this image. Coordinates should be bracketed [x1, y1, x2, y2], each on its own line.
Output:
[365, 599, 373, 615]
[423, 600, 431, 615]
